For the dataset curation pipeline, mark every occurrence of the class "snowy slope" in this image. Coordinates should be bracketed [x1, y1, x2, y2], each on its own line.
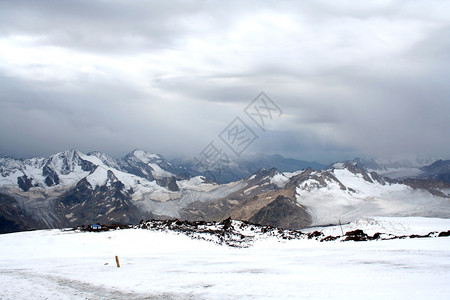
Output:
[304, 216, 450, 236]
[295, 165, 450, 226]
[0, 217, 449, 299]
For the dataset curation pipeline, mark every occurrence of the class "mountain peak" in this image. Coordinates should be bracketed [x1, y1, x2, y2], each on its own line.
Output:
[87, 151, 119, 169]
[54, 149, 83, 157]
[126, 149, 162, 163]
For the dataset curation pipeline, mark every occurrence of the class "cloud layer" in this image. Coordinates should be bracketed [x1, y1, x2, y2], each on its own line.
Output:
[0, 0, 449, 163]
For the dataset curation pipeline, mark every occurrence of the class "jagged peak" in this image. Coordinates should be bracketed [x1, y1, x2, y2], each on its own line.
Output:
[46, 149, 84, 165]
[0, 157, 25, 177]
[87, 151, 119, 168]
[53, 148, 83, 157]
[344, 160, 367, 170]
[46, 149, 85, 165]
[252, 167, 280, 178]
[0, 156, 21, 162]
[329, 159, 368, 173]
[0, 156, 23, 166]
[331, 161, 374, 184]
[45, 149, 96, 176]
[125, 149, 162, 163]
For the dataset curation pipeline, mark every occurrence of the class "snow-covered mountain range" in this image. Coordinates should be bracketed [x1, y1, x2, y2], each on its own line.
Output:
[0, 149, 449, 233]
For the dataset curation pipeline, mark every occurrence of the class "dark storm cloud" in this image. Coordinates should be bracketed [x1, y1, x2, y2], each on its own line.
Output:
[0, 1, 183, 51]
[0, 0, 241, 54]
[0, 0, 449, 162]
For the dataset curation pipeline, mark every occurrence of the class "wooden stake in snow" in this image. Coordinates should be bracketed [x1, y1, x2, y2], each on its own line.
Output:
[339, 220, 344, 236]
[115, 255, 120, 268]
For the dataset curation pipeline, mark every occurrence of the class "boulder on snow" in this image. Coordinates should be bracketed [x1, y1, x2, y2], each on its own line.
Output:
[344, 229, 369, 242]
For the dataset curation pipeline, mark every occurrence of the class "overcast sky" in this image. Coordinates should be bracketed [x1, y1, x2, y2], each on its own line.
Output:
[0, 0, 449, 163]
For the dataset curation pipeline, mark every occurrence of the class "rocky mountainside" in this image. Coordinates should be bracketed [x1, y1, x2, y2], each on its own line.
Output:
[0, 149, 185, 232]
[0, 150, 449, 233]
[182, 161, 450, 228]
[420, 160, 450, 182]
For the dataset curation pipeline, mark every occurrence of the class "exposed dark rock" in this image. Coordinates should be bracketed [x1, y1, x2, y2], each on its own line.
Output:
[344, 229, 369, 242]
[345, 162, 373, 183]
[438, 230, 450, 237]
[167, 176, 179, 191]
[307, 231, 324, 239]
[370, 172, 389, 185]
[347, 187, 356, 193]
[320, 235, 339, 242]
[401, 178, 450, 198]
[132, 218, 304, 247]
[43, 165, 60, 187]
[221, 217, 233, 230]
[249, 195, 311, 229]
[17, 175, 33, 192]
[117, 161, 155, 181]
[421, 160, 450, 183]
[372, 232, 383, 240]
[57, 174, 145, 227]
[0, 193, 44, 233]
[156, 176, 179, 191]
[79, 158, 96, 172]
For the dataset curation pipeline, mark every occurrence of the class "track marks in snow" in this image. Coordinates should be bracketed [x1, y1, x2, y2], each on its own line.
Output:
[0, 269, 196, 300]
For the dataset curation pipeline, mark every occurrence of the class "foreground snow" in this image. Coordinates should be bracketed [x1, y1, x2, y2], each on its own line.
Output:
[1, 217, 450, 299]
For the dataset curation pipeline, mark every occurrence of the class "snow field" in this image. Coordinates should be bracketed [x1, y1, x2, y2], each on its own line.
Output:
[296, 169, 450, 225]
[1, 217, 450, 299]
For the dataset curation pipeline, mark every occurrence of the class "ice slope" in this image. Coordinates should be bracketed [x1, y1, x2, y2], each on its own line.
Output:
[296, 168, 450, 226]
[0, 217, 449, 299]
[136, 178, 245, 218]
[128, 149, 160, 163]
[148, 163, 174, 178]
[270, 170, 304, 188]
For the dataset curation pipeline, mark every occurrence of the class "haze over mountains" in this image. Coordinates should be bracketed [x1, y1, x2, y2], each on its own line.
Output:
[1, 149, 449, 234]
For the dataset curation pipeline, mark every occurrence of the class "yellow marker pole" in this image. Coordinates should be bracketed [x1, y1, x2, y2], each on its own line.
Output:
[115, 255, 120, 268]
